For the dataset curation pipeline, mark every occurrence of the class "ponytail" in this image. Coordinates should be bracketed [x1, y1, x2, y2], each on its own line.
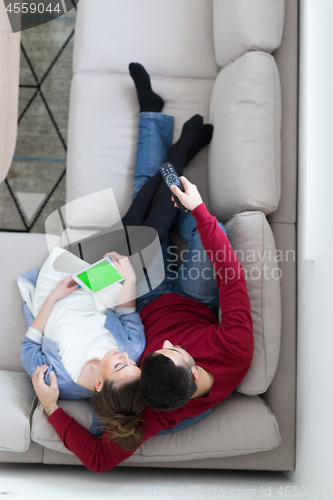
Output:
[93, 378, 146, 450]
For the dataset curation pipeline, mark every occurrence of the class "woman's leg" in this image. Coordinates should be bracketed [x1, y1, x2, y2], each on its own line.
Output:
[123, 121, 214, 227]
[122, 112, 174, 226]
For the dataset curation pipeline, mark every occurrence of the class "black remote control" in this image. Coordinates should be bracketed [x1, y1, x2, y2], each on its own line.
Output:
[159, 162, 190, 214]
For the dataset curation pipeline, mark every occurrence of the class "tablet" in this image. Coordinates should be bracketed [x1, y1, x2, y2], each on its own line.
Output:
[72, 258, 125, 293]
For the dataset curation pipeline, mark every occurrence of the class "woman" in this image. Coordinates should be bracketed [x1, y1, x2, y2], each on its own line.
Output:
[22, 63, 214, 449]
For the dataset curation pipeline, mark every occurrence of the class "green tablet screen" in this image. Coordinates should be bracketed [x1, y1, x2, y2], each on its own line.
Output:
[77, 260, 124, 292]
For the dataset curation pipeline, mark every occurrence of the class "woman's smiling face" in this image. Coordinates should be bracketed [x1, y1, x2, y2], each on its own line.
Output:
[95, 349, 141, 391]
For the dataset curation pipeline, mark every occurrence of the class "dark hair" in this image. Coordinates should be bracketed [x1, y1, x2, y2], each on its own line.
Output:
[140, 353, 196, 411]
[93, 378, 146, 450]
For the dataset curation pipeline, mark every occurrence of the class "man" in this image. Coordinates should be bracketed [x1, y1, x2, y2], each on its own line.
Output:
[32, 176, 253, 472]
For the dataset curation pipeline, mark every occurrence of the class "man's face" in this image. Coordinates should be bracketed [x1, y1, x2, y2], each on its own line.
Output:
[155, 340, 196, 369]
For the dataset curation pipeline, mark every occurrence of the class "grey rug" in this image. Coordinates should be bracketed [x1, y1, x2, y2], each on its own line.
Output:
[0, 5, 77, 233]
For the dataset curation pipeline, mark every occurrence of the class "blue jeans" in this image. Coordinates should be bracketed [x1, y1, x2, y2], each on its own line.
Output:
[133, 113, 227, 317]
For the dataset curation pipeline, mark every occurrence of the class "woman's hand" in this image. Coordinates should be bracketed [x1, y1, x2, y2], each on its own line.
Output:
[103, 251, 136, 282]
[32, 364, 59, 417]
[50, 277, 79, 302]
[170, 176, 204, 211]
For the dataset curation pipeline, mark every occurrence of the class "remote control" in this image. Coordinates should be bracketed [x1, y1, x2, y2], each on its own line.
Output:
[159, 162, 190, 214]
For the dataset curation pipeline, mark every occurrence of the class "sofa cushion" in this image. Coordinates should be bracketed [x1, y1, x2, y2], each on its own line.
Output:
[73, 0, 218, 79]
[213, 0, 285, 68]
[32, 400, 94, 455]
[0, 371, 36, 452]
[225, 212, 281, 395]
[32, 394, 280, 460]
[208, 51, 282, 222]
[66, 73, 214, 228]
[0, 232, 61, 372]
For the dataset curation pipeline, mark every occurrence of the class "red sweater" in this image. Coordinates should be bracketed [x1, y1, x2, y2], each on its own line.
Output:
[48, 203, 253, 472]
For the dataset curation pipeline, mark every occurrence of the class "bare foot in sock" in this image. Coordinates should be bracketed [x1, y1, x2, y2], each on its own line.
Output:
[129, 63, 164, 113]
[167, 114, 204, 176]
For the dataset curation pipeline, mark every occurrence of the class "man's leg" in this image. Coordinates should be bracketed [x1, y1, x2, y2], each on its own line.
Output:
[170, 212, 227, 316]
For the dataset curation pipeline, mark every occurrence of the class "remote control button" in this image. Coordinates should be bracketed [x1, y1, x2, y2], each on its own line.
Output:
[167, 175, 178, 184]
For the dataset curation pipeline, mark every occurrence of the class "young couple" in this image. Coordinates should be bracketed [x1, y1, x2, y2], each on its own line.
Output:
[27, 63, 254, 472]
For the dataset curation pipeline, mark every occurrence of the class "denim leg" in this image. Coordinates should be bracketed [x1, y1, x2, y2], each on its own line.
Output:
[132, 112, 174, 199]
[171, 213, 227, 316]
[136, 234, 175, 313]
[131, 112, 175, 309]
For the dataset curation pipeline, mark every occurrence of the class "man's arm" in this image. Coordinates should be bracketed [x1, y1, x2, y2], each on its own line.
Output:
[192, 202, 253, 364]
[172, 177, 253, 364]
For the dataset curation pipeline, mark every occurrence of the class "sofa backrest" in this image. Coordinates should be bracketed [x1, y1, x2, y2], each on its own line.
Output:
[65, 0, 285, 230]
[213, 0, 285, 67]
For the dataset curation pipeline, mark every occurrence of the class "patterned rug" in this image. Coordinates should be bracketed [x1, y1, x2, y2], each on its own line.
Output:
[0, 3, 77, 233]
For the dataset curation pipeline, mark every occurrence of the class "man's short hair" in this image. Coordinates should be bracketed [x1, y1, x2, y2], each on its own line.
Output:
[140, 352, 196, 411]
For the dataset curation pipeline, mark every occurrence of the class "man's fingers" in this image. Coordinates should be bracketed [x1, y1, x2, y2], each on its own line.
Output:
[33, 364, 47, 374]
[49, 371, 58, 388]
[32, 365, 48, 389]
[179, 176, 190, 187]
[170, 185, 182, 196]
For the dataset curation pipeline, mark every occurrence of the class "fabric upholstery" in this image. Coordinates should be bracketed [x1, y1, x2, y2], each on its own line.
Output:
[127, 394, 280, 463]
[225, 212, 281, 395]
[32, 400, 93, 455]
[0, 232, 61, 372]
[0, 441, 43, 464]
[73, 0, 218, 78]
[267, 0, 298, 224]
[264, 222, 297, 470]
[213, 0, 285, 67]
[0, 371, 36, 452]
[208, 51, 282, 222]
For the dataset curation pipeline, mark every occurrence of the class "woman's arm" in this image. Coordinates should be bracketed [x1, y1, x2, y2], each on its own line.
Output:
[103, 252, 136, 309]
[31, 295, 57, 335]
[21, 277, 80, 388]
[31, 277, 79, 335]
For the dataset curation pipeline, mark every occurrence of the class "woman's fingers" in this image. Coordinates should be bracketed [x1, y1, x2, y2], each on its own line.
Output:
[104, 251, 125, 263]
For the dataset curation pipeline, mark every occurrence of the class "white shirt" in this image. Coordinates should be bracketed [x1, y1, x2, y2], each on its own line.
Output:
[25, 247, 127, 382]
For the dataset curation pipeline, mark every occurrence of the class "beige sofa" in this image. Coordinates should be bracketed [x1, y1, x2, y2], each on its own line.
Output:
[0, 0, 298, 471]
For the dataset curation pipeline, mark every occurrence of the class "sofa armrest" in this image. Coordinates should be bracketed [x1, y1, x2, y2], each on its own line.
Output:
[0, 370, 36, 452]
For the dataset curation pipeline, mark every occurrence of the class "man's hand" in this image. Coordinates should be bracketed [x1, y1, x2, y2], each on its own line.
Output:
[50, 277, 79, 302]
[170, 176, 203, 211]
[32, 365, 59, 417]
[103, 251, 136, 282]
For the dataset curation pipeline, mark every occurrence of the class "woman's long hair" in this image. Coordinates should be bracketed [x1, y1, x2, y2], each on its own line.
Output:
[93, 378, 146, 450]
